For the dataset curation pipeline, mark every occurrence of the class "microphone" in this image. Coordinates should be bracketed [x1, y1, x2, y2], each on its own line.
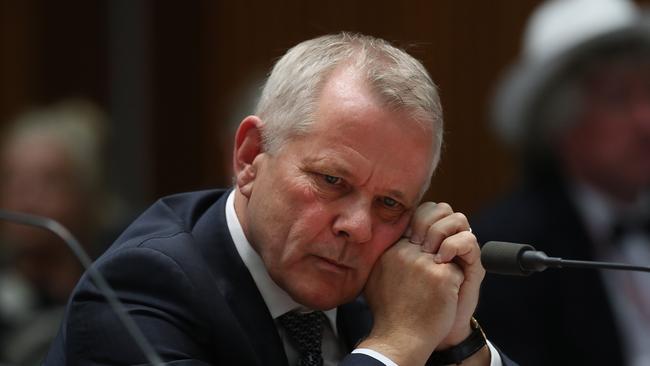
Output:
[481, 241, 650, 276]
[0, 209, 164, 366]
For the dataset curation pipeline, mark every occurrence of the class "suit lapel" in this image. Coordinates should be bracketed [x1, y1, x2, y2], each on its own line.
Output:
[523, 170, 625, 364]
[551, 184, 626, 364]
[192, 190, 289, 366]
[337, 298, 373, 352]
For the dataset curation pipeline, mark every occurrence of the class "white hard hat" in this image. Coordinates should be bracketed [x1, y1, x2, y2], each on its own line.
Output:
[492, 0, 650, 148]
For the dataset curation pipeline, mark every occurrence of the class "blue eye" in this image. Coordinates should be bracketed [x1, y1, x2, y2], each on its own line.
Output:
[324, 175, 342, 185]
[382, 197, 397, 207]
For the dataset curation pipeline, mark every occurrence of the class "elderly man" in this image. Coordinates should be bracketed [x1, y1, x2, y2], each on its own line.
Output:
[45, 33, 515, 366]
[0, 100, 124, 365]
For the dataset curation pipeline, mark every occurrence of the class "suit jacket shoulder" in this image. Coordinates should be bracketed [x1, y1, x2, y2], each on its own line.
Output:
[45, 189, 518, 366]
[45, 189, 288, 365]
[472, 178, 624, 365]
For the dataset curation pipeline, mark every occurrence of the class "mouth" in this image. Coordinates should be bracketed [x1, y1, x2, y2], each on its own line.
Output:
[314, 255, 352, 274]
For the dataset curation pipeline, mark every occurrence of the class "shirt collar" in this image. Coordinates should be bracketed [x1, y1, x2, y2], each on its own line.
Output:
[570, 181, 650, 243]
[570, 181, 616, 243]
[225, 190, 338, 333]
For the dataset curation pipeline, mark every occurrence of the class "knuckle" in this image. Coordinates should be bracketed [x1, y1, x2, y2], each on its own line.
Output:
[414, 202, 437, 217]
[432, 262, 463, 280]
[474, 254, 486, 270]
[393, 244, 413, 261]
[460, 230, 477, 243]
[451, 211, 468, 224]
[419, 201, 437, 210]
[414, 253, 433, 267]
[426, 224, 446, 241]
[435, 202, 453, 214]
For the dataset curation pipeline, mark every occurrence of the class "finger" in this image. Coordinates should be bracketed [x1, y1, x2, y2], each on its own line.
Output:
[408, 202, 452, 245]
[431, 261, 465, 294]
[420, 212, 470, 253]
[433, 230, 480, 265]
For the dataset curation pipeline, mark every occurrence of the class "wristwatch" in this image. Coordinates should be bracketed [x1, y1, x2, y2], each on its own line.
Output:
[429, 317, 487, 365]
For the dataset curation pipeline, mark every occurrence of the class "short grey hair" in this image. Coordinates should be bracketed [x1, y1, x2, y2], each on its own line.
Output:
[3, 100, 107, 194]
[1, 99, 124, 228]
[255, 32, 444, 172]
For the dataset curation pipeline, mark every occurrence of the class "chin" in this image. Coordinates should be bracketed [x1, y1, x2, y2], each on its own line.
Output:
[287, 281, 359, 310]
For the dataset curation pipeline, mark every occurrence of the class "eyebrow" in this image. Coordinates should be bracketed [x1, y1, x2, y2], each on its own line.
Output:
[305, 156, 413, 205]
[304, 156, 353, 178]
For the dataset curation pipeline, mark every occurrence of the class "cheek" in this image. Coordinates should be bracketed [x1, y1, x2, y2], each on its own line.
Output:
[281, 177, 340, 235]
[570, 117, 623, 164]
[266, 190, 338, 259]
[359, 223, 408, 268]
[284, 204, 336, 253]
[589, 126, 639, 167]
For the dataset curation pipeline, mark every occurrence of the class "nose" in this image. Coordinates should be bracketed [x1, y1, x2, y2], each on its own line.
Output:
[332, 196, 372, 244]
[633, 103, 650, 136]
[630, 87, 650, 135]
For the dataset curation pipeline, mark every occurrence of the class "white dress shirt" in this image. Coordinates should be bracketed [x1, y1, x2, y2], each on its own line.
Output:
[225, 190, 502, 366]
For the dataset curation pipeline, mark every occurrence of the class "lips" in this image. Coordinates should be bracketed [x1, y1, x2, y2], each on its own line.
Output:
[314, 255, 352, 273]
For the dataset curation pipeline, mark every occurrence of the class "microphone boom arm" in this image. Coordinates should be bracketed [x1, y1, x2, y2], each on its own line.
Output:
[0, 209, 164, 366]
[482, 241, 650, 276]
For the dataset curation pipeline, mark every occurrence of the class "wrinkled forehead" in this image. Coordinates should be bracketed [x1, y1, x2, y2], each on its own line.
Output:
[311, 87, 433, 190]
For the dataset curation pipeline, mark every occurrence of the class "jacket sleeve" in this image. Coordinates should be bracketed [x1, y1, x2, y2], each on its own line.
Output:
[58, 244, 217, 365]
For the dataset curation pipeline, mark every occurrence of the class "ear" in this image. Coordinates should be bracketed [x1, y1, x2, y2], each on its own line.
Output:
[233, 115, 265, 197]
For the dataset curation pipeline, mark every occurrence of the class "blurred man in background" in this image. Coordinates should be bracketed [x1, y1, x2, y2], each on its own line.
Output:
[473, 0, 650, 365]
[0, 99, 126, 365]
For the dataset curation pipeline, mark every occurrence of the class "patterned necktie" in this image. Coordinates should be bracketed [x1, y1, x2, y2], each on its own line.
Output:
[278, 310, 325, 366]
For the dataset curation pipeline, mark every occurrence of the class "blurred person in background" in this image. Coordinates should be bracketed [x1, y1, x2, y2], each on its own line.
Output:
[0, 99, 127, 365]
[473, 0, 650, 365]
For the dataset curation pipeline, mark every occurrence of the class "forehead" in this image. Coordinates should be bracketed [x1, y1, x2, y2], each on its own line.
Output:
[3, 135, 70, 167]
[583, 56, 650, 87]
[291, 66, 435, 200]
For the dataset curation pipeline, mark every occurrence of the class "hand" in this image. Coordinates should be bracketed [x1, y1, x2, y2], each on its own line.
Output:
[359, 202, 486, 365]
[407, 202, 485, 348]
[360, 239, 465, 365]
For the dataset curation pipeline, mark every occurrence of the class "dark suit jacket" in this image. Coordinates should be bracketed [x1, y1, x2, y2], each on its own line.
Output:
[44, 189, 516, 365]
[473, 166, 625, 365]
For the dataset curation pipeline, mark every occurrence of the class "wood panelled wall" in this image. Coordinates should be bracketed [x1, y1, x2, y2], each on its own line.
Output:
[201, 1, 539, 213]
[4, 0, 641, 213]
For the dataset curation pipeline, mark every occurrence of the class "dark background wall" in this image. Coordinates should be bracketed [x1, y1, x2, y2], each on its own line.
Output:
[2, 0, 644, 214]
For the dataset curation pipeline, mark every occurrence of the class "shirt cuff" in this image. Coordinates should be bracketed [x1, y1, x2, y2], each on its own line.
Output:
[487, 340, 503, 366]
[351, 348, 398, 366]
[353, 340, 503, 366]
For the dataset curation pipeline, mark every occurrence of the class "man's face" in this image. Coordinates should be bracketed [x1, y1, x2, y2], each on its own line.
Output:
[562, 59, 650, 200]
[237, 67, 435, 310]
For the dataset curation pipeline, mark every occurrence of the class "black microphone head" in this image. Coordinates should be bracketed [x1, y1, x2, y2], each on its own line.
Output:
[481, 241, 536, 276]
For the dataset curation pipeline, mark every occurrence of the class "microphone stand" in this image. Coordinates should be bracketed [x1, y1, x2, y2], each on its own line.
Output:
[482, 241, 650, 276]
[0, 209, 164, 366]
[520, 248, 650, 273]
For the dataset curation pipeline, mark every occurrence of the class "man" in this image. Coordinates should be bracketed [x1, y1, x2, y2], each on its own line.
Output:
[45, 33, 515, 365]
[474, 0, 650, 365]
[0, 100, 125, 365]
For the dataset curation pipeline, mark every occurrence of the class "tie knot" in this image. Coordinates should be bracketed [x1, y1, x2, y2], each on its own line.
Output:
[279, 310, 325, 366]
[610, 217, 650, 243]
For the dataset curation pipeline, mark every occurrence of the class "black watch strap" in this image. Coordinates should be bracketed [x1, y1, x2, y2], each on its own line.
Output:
[429, 317, 487, 365]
